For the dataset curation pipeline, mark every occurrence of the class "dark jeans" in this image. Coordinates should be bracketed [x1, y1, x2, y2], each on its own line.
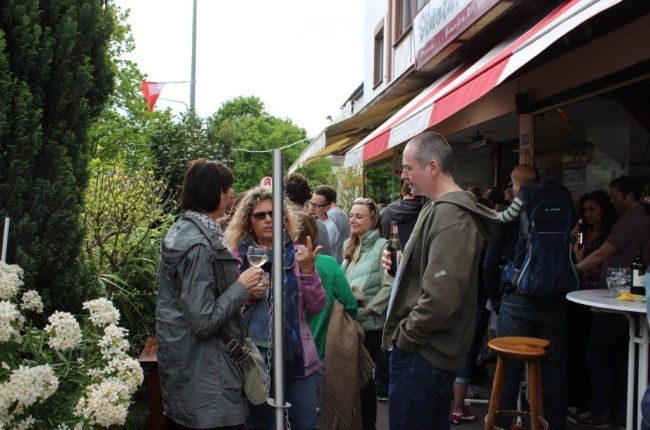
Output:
[389, 346, 455, 430]
[642, 386, 650, 430]
[587, 313, 628, 423]
[496, 293, 567, 430]
[565, 300, 593, 412]
[166, 421, 246, 430]
[361, 330, 382, 430]
[375, 349, 390, 397]
[456, 300, 490, 385]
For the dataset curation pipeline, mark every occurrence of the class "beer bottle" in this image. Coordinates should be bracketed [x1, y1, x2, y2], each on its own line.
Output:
[631, 243, 646, 296]
[577, 218, 584, 249]
[387, 221, 401, 277]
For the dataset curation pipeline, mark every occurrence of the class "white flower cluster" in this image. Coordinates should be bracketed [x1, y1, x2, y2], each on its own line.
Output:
[44, 311, 82, 351]
[0, 300, 22, 343]
[101, 357, 144, 395]
[20, 290, 43, 314]
[82, 298, 119, 328]
[0, 364, 58, 422]
[0, 262, 23, 300]
[97, 324, 129, 359]
[0, 262, 144, 429]
[74, 379, 130, 427]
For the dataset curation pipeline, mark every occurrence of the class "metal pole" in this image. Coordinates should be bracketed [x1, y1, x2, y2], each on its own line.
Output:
[190, 0, 197, 111]
[271, 149, 287, 428]
[1, 217, 9, 263]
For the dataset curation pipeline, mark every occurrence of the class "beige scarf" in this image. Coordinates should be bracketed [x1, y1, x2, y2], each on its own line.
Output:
[323, 300, 375, 430]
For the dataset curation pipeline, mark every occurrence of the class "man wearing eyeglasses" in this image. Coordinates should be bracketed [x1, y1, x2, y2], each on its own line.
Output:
[310, 186, 343, 263]
[284, 173, 332, 258]
[381, 132, 497, 430]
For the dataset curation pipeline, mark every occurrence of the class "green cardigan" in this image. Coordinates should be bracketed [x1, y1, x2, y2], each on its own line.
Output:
[342, 229, 394, 332]
[306, 254, 358, 358]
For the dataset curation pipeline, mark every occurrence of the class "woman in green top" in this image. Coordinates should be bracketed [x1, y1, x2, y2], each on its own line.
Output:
[296, 212, 357, 405]
[341, 197, 394, 430]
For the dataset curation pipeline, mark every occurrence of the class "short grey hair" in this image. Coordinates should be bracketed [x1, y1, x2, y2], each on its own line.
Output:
[408, 132, 454, 174]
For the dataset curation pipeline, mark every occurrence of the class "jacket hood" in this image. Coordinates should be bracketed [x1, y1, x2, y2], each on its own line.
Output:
[162, 214, 225, 263]
[435, 190, 498, 241]
[383, 199, 423, 224]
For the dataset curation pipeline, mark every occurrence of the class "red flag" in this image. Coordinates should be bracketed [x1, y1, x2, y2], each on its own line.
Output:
[141, 81, 165, 111]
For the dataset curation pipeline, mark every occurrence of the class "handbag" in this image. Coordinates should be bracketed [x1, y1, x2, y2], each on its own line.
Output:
[218, 330, 268, 405]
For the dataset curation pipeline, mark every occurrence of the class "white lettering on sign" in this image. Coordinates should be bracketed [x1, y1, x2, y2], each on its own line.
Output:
[414, 0, 499, 68]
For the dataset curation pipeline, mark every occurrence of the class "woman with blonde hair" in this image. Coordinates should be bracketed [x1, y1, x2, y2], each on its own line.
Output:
[342, 197, 394, 430]
[226, 186, 325, 430]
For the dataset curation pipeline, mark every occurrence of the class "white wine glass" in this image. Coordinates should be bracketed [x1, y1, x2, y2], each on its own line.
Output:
[247, 246, 268, 286]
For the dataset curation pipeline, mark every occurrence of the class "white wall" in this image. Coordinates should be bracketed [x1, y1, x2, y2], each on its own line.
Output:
[363, 0, 388, 108]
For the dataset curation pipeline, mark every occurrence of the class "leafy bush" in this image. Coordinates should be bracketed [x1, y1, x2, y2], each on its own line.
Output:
[82, 159, 173, 352]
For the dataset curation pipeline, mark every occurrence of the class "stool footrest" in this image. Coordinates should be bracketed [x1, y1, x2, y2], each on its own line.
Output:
[485, 410, 548, 430]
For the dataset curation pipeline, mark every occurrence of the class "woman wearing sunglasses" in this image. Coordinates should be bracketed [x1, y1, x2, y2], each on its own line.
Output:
[342, 197, 395, 430]
[225, 186, 325, 430]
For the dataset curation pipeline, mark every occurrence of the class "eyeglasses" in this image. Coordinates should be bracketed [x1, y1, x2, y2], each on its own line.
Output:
[354, 197, 374, 205]
[251, 211, 273, 221]
[307, 201, 328, 208]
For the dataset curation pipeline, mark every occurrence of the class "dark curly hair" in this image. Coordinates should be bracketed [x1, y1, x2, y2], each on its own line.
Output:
[577, 190, 618, 236]
[285, 173, 312, 205]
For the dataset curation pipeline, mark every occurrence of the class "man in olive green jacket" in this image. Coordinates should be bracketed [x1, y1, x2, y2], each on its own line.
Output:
[382, 132, 497, 430]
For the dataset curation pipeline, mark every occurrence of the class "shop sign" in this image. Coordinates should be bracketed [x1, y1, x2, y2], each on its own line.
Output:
[414, 0, 500, 69]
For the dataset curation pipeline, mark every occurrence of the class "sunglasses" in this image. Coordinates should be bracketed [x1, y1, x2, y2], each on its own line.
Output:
[251, 211, 273, 221]
[307, 201, 328, 208]
[354, 197, 374, 204]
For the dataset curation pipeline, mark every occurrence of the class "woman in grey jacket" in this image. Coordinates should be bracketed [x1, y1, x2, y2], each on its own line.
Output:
[341, 197, 394, 430]
[156, 159, 263, 429]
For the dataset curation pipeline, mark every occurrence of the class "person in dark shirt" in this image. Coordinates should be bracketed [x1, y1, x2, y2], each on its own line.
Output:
[379, 180, 424, 248]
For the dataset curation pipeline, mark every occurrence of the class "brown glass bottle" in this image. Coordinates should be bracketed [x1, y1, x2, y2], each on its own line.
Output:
[387, 221, 401, 277]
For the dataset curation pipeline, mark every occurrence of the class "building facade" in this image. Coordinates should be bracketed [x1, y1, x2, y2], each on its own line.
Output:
[295, 0, 650, 203]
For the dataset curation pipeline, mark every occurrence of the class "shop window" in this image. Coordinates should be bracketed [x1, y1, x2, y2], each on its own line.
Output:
[533, 79, 650, 200]
[374, 21, 385, 87]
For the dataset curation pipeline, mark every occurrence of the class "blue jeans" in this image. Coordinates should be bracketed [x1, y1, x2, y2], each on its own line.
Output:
[496, 293, 567, 430]
[389, 346, 456, 430]
[248, 348, 318, 430]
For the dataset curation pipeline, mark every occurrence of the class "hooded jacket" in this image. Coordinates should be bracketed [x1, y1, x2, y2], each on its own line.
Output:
[380, 198, 424, 247]
[156, 214, 249, 428]
[383, 191, 497, 370]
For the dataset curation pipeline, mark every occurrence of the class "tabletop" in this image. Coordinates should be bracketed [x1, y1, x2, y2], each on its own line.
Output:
[566, 289, 647, 314]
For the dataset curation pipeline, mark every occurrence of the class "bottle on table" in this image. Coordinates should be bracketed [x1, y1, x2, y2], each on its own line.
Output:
[631, 243, 646, 296]
[387, 221, 401, 277]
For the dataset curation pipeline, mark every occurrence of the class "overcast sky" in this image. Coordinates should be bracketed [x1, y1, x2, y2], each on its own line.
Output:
[114, 0, 365, 137]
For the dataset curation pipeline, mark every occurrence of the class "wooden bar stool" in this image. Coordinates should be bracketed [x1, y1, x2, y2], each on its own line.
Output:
[485, 336, 550, 430]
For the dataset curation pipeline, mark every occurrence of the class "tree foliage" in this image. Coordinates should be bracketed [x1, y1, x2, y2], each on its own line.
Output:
[0, 0, 115, 313]
[331, 166, 364, 213]
[366, 163, 399, 205]
[209, 96, 308, 192]
[296, 157, 334, 188]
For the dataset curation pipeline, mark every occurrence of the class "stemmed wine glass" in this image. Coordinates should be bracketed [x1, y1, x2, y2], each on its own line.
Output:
[247, 246, 268, 286]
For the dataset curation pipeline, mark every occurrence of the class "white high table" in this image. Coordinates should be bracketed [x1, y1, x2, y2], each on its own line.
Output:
[566, 289, 649, 430]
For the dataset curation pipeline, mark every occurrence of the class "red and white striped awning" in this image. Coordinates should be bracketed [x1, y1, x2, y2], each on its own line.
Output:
[344, 0, 620, 168]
